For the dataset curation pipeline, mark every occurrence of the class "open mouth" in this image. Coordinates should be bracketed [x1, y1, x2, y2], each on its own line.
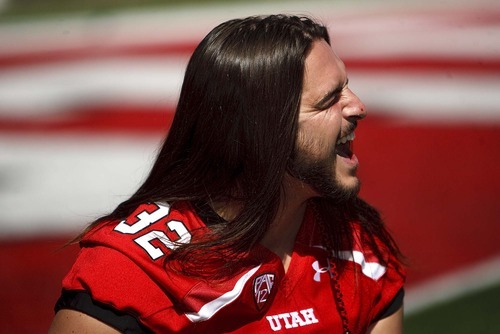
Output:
[335, 132, 355, 159]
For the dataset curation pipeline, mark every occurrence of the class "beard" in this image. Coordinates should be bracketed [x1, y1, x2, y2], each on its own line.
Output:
[288, 146, 360, 204]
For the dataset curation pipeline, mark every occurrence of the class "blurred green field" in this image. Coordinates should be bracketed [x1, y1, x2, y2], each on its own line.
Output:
[405, 282, 500, 334]
[0, 0, 293, 20]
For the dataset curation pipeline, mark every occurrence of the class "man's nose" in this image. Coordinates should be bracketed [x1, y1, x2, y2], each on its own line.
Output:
[342, 88, 367, 120]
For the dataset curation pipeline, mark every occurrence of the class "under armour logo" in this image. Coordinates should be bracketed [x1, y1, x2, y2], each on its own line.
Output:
[253, 273, 276, 310]
[312, 260, 332, 282]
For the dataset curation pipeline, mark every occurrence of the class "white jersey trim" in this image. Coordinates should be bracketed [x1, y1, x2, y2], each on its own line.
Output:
[337, 250, 386, 281]
[185, 265, 261, 322]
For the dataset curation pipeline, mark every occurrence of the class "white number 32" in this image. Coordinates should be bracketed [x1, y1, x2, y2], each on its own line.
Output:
[114, 203, 192, 260]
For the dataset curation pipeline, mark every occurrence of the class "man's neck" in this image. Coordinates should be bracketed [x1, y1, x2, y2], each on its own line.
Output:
[260, 174, 316, 272]
[212, 174, 316, 272]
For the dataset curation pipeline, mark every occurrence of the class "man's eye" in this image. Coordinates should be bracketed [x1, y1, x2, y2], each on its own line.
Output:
[322, 95, 340, 109]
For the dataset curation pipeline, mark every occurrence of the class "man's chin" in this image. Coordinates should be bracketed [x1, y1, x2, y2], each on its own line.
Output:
[287, 155, 360, 202]
[340, 177, 361, 194]
[320, 178, 360, 203]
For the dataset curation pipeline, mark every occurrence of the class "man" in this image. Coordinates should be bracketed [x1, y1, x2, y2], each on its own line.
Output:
[49, 14, 405, 333]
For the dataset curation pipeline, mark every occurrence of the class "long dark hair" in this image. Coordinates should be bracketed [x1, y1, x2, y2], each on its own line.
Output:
[80, 15, 402, 277]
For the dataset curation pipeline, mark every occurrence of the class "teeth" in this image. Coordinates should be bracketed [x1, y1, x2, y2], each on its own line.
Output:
[336, 132, 355, 145]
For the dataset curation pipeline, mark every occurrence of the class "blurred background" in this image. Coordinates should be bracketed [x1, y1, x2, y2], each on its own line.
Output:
[1, 0, 499, 333]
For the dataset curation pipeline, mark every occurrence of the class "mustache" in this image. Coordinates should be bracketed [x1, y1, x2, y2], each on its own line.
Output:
[339, 121, 358, 140]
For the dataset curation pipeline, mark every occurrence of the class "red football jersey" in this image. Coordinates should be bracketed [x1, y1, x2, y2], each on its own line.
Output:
[61, 201, 405, 333]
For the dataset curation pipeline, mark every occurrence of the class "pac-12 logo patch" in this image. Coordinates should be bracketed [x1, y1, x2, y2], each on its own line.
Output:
[253, 273, 275, 310]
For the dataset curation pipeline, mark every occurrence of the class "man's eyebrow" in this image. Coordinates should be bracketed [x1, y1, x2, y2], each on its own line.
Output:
[314, 78, 349, 109]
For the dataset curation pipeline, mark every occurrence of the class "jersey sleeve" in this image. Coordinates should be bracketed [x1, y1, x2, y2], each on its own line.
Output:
[352, 222, 406, 325]
[375, 287, 404, 320]
[61, 244, 192, 333]
[330, 221, 406, 333]
[59, 201, 286, 333]
[59, 202, 207, 332]
[55, 289, 151, 334]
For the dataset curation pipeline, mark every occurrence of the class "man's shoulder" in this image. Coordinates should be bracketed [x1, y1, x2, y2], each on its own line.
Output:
[82, 201, 205, 260]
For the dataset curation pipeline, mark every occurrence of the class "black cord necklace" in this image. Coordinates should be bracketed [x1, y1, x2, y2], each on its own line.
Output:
[311, 204, 351, 334]
[330, 260, 351, 334]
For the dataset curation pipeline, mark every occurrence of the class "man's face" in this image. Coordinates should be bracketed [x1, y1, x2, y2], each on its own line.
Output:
[289, 39, 367, 201]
